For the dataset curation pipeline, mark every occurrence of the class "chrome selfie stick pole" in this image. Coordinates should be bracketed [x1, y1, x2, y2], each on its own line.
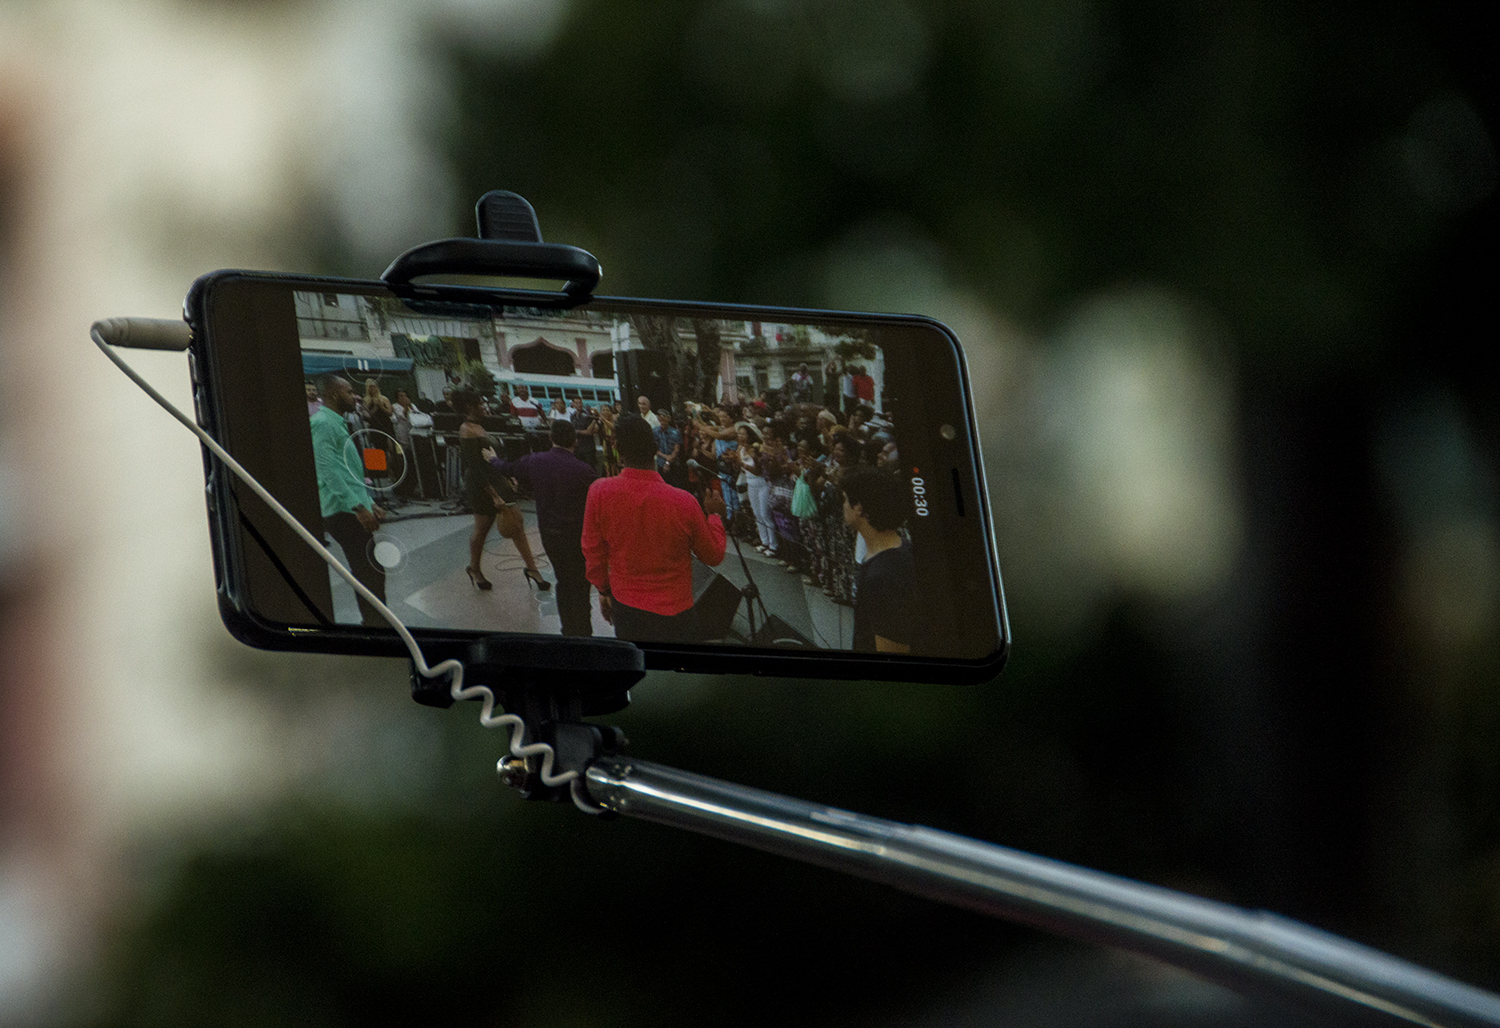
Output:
[583, 758, 1500, 1028]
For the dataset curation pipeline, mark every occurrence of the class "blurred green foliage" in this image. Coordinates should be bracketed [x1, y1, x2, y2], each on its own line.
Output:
[441, 0, 1485, 370]
[77, 0, 1495, 1025]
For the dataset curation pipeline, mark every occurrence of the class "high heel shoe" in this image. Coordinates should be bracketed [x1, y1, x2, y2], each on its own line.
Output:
[466, 567, 493, 591]
[523, 568, 551, 591]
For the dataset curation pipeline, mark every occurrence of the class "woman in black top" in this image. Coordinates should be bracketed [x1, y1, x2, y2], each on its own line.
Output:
[455, 390, 550, 591]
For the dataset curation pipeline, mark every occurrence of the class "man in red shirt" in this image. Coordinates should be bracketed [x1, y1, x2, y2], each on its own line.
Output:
[852, 365, 876, 405]
[582, 413, 728, 642]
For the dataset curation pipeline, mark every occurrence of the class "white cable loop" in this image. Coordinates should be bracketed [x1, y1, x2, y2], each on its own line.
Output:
[571, 777, 605, 815]
[93, 323, 577, 787]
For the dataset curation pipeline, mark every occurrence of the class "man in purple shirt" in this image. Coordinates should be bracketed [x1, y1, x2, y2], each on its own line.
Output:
[487, 418, 599, 635]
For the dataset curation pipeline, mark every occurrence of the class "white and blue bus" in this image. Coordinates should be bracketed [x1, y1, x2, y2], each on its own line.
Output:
[494, 370, 620, 409]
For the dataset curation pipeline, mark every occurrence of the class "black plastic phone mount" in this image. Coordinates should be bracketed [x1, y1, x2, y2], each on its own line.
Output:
[409, 633, 644, 712]
[409, 633, 643, 802]
[382, 190, 602, 301]
[394, 191, 634, 801]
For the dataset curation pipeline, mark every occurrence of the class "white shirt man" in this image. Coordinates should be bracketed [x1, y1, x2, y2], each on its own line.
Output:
[512, 388, 544, 431]
[636, 394, 661, 431]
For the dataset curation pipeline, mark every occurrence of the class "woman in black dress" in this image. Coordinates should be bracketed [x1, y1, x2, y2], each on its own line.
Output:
[455, 390, 550, 591]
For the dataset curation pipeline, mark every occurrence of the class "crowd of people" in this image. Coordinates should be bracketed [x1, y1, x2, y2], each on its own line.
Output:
[474, 376, 906, 607]
[306, 362, 917, 652]
[669, 392, 903, 610]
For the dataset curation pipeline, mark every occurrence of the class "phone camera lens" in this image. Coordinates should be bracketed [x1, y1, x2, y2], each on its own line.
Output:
[939, 423, 956, 441]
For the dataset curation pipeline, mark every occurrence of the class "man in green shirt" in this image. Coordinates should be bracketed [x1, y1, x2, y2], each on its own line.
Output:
[311, 374, 386, 625]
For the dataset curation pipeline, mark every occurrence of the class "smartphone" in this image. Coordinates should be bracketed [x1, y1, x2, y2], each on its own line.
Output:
[184, 270, 1009, 683]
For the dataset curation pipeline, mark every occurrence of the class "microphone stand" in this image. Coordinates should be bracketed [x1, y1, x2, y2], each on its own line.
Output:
[690, 457, 769, 643]
[726, 531, 767, 643]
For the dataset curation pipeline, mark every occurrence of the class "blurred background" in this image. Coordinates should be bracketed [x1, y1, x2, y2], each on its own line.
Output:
[0, 0, 1494, 1024]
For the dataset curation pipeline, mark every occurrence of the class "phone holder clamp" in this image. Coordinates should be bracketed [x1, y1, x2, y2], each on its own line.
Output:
[381, 189, 602, 301]
[410, 631, 643, 802]
[395, 190, 633, 801]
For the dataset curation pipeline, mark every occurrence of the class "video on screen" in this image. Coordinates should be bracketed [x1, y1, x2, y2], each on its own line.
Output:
[294, 291, 927, 654]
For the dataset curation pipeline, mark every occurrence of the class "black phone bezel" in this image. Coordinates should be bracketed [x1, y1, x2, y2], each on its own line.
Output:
[185, 269, 1010, 683]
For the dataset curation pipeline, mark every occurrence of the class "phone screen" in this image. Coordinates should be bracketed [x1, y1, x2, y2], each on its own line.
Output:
[191, 273, 1006, 680]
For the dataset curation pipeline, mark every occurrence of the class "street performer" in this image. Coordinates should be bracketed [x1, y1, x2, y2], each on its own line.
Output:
[582, 413, 727, 642]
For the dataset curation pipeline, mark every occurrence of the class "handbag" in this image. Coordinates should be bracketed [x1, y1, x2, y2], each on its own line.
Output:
[497, 502, 526, 541]
[791, 472, 818, 519]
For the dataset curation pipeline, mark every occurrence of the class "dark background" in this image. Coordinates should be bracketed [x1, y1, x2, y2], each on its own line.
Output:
[75, 1, 1495, 1025]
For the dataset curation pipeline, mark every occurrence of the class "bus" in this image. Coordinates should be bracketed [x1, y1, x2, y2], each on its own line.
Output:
[494, 369, 620, 409]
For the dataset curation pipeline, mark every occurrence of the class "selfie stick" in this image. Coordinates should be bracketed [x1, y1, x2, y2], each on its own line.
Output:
[580, 759, 1500, 1027]
[97, 190, 1500, 1027]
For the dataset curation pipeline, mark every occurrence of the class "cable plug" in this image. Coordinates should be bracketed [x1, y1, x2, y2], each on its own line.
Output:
[91, 317, 192, 351]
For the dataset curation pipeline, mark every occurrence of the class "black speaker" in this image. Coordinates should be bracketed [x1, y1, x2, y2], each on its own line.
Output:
[752, 614, 814, 649]
[693, 572, 744, 640]
[620, 349, 671, 412]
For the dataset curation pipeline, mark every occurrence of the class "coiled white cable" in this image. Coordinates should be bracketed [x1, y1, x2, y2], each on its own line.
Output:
[92, 318, 593, 804]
